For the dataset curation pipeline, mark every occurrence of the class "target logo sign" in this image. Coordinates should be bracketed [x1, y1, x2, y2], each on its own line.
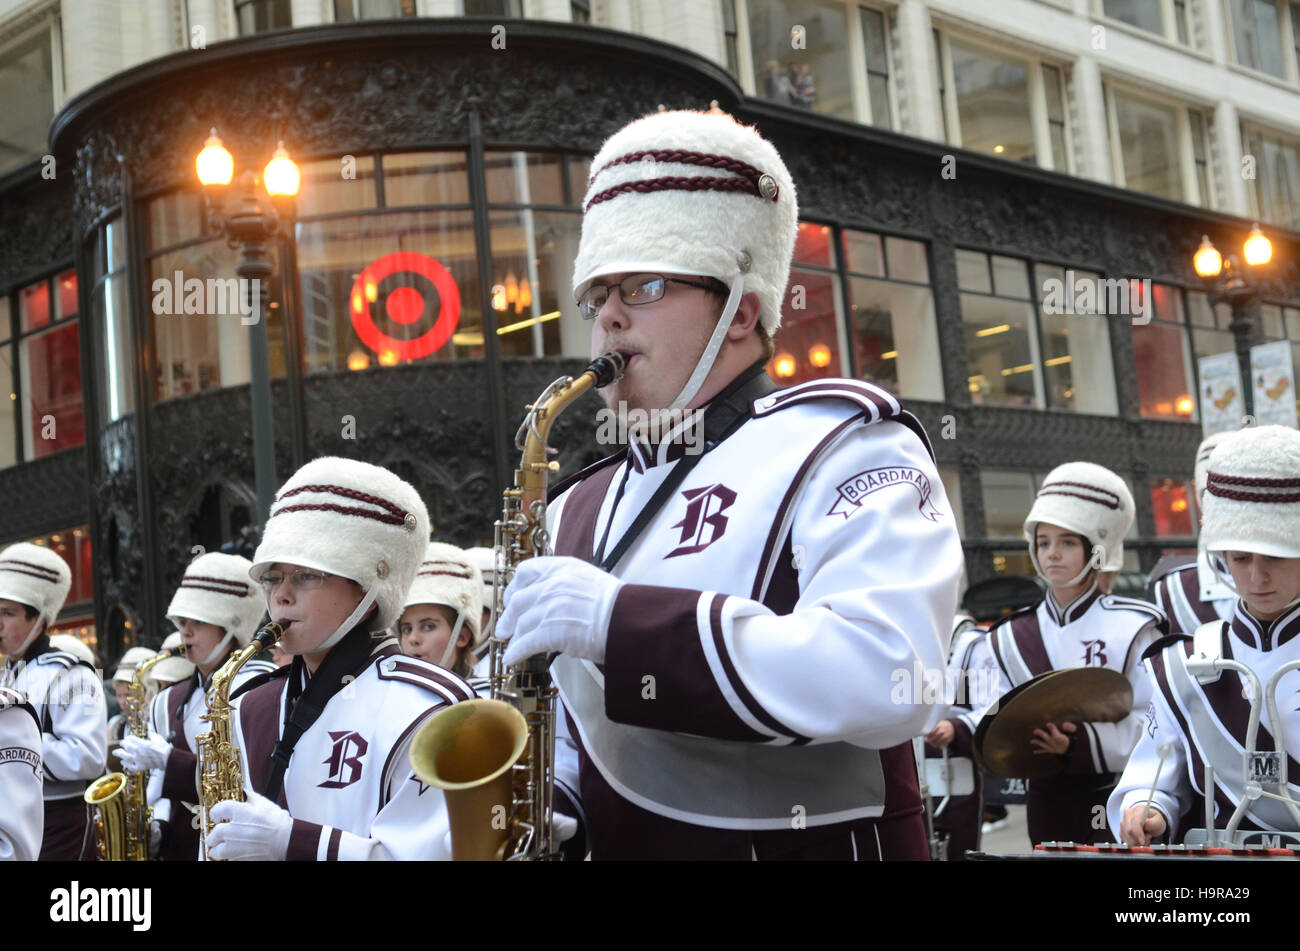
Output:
[348, 252, 461, 361]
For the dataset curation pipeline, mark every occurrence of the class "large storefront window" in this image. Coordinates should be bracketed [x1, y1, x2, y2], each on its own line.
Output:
[750, 0, 853, 120]
[1035, 264, 1118, 415]
[0, 28, 54, 176]
[145, 190, 288, 400]
[959, 250, 1041, 408]
[769, 223, 845, 386]
[1133, 283, 1197, 421]
[0, 297, 12, 468]
[29, 526, 96, 656]
[843, 229, 943, 401]
[1151, 478, 1195, 537]
[89, 216, 133, 424]
[16, 272, 85, 460]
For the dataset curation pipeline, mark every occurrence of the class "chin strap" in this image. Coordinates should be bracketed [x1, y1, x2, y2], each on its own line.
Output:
[199, 631, 234, 668]
[437, 612, 468, 668]
[1030, 542, 1102, 589]
[13, 615, 46, 659]
[316, 586, 380, 654]
[668, 274, 746, 412]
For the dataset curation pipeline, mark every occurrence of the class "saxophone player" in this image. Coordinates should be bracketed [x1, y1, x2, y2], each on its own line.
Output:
[0, 542, 107, 861]
[119, 552, 272, 860]
[204, 457, 475, 861]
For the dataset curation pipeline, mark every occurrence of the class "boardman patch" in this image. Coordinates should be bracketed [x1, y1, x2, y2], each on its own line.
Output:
[827, 466, 941, 521]
[0, 745, 42, 775]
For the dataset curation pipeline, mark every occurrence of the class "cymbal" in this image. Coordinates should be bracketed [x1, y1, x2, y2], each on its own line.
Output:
[974, 668, 1133, 780]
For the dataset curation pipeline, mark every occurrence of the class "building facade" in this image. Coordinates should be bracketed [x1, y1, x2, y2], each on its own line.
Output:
[1, 0, 1298, 664]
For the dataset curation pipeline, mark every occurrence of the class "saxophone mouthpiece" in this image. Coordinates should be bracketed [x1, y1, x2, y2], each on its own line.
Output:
[588, 352, 626, 388]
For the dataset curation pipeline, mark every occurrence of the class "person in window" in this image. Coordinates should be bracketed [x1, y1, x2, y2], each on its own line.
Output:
[790, 64, 817, 108]
[762, 60, 795, 104]
[1111, 425, 1300, 846]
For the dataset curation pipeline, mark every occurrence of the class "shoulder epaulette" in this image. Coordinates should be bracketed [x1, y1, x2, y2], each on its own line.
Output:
[1141, 632, 1192, 661]
[375, 655, 475, 704]
[992, 602, 1039, 630]
[0, 686, 24, 709]
[1100, 595, 1169, 634]
[230, 665, 291, 701]
[35, 650, 97, 673]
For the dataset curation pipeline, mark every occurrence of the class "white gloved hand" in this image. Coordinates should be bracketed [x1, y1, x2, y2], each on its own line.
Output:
[553, 812, 579, 844]
[148, 820, 164, 859]
[119, 732, 172, 773]
[499, 557, 622, 666]
[206, 791, 294, 861]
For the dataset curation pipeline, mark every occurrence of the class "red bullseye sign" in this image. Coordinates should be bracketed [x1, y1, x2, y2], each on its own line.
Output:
[348, 251, 461, 360]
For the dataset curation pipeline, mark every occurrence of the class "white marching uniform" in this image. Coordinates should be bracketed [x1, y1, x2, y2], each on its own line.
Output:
[545, 377, 963, 859]
[1108, 602, 1300, 842]
[1148, 551, 1234, 637]
[966, 583, 1163, 843]
[0, 687, 43, 860]
[230, 637, 474, 860]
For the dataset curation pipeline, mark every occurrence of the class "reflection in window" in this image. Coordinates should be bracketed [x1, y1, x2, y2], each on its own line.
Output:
[296, 210, 480, 373]
[235, 0, 293, 35]
[769, 268, 842, 386]
[485, 152, 565, 206]
[844, 230, 942, 401]
[1111, 91, 1183, 200]
[0, 28, 54, 176]
[1036, 265, 1117, 415]
[487, 211, 583, 357]
[1242, 127, 1300, 230]
[295, 155, 378, 218]
[950, 40, 1034, 163]
[1133, 283, 1197, 421]
[15, 271, 85, 461]
[750, 0, 852, 119]
[959, 250, 1041, 409]
[1151, 478, 1195, 537]
[382, 152, 472, 208]
[1229, 0, 1286, 77]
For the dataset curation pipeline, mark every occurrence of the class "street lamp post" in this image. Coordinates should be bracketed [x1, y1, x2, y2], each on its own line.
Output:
[1192, 224, 1274, 418]
[195, 131, 300, 527]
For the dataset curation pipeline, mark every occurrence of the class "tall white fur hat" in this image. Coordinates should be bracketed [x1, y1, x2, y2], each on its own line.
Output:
[251, 457, 430, 633]
[1024, 462, 1134, 575]
[1201, 425, 1300, 558]
[1193, 430, 1232, 501]
[167, 552, 266, 647]
[148, 632, 196, 686]
[572, 107, 798, 334]
[401, 543, 484, 648]
[113, 646, 158, 684]
[0, 542, 72, 632]
[465, 547, 498, 612]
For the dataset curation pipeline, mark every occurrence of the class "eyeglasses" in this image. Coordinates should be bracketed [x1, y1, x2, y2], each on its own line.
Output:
[575, 273, 725, 321]
[255, 567, 331, 596]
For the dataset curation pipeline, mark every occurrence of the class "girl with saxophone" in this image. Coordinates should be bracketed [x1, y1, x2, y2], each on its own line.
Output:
[118, 552, 273, 860]
[204, 457, 475, 861]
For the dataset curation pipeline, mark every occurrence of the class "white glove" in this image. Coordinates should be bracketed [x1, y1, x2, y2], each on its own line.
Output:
[119, 732, 172, 773]
[148, 820, 163, 859]
[206, 791, 293, 861]
[500, 557, 622, 666]
[554, 812, 579, 844]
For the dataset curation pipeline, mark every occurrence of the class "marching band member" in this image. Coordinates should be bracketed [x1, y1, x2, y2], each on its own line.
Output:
[147, 632, 197, 691]
[966, 463, 1165, 845]
[1145, 431, 1235, 635]
[206, 457, 475, 861]
[107, 646, 159, 747]
[0, 686, 43, 861]
[0, 542, 107, 860]
[496, 107, 963, 860]
[1111, 425, 1300, 845]
[397, 542, 484, 681]
[120, 553, 272, 860]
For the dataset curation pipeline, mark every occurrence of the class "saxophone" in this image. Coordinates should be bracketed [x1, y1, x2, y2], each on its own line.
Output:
[196, 623, 283, 861]
[410, 352, 625, 860]
[85, 645, 187, 861]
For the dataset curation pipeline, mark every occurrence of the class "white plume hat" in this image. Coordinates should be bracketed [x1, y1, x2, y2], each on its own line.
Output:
[465, 547, 498, 611]
[148, 632, 196, 686]
[1023, 462, 1135, 583]
[0, 542, 72, 654]
[573, 107, 798, 336]
[251, 457, 430, 644]
[113, 646, 158, 684]
[1201, 425, 1300, 559]
[167, 552, 266, 648]
[1194, 430, 1232, 502]
[400, 542, 485, 649]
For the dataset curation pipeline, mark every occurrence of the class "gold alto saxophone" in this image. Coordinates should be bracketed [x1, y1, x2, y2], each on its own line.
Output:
[410, 352, 625, 860]
[197, 623, 283, 861]
[85, 644, 187, 861]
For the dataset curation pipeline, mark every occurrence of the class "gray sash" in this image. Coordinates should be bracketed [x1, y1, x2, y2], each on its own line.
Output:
[552, 655, 886, 829]
[1165, 648, 1300, 830]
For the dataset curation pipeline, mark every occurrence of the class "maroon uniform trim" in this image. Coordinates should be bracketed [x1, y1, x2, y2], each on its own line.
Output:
[376, 656, 475, 705]
[161, 748, 199, 802]
[287, 818, 324, 861]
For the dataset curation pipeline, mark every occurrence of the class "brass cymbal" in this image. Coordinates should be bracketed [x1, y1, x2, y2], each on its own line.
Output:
[974, 668, 1133, 780]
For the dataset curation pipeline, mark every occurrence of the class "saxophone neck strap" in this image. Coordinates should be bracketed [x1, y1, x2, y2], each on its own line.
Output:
[263, 627, 373, 802]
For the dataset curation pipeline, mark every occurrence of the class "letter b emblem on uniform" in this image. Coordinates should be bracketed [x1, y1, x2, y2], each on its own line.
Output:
[319, 730, 369, 789]
[666, 483, 736, 558]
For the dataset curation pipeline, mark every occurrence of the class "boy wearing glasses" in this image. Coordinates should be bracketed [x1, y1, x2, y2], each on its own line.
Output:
[118, 551, 275, 860]
[204, 457, 475, 861]
[496, 107, 962, 860]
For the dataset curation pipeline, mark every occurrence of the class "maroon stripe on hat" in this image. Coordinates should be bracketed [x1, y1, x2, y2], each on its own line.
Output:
[274, 483, 413, 526]
[1038, 484, 1121, 509]
[594, 147, 769, 182]
[0, 559, 61, 582]
[1206, 471, 1300, 503]
[585, 175, 766, 212]
[182, 575, 250, 596]
[418, 569, 471, 579]
[180, 581, 250, 596]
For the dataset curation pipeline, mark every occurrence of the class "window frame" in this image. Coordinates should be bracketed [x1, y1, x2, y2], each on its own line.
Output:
[1240, 121, 1300, 229]
[1224, 0, 1300, 84]
[933, 27, 1074, 173]
[8, 266, 84, 464]
[1094, 0, 1195, 48]
[1103, 79, 1211, 205]
[0, 13, 65, 174]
